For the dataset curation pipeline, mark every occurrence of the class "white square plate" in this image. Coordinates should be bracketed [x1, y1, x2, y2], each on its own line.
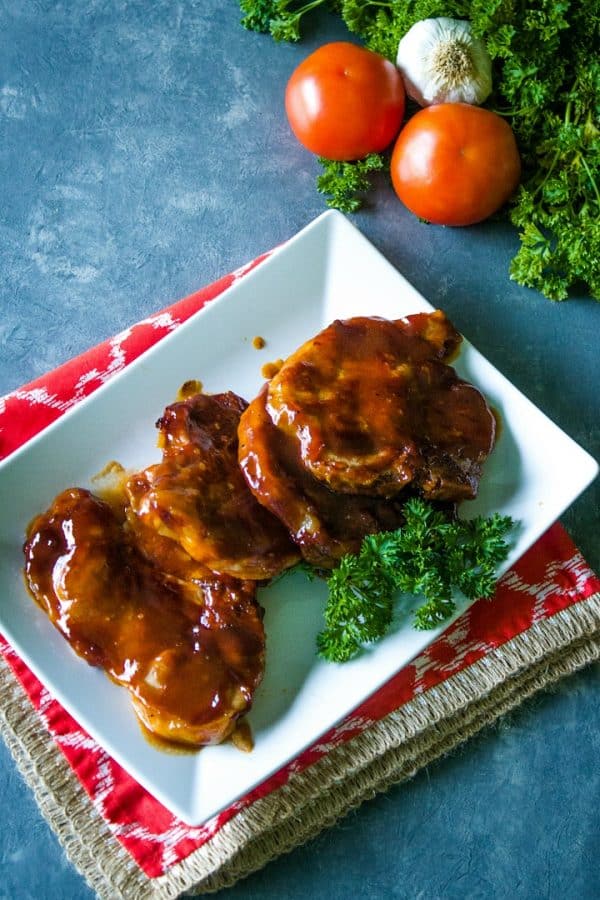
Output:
[0, 210, 597, 824]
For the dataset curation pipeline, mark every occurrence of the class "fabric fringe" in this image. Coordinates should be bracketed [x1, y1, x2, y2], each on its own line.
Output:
[1, 593, 598, 900]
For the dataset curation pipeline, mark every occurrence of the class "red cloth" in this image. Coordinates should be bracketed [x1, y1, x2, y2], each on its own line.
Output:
[2, 254, 598, 878]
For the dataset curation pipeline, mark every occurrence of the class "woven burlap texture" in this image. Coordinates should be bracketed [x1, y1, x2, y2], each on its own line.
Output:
[1, 593, 599, 900]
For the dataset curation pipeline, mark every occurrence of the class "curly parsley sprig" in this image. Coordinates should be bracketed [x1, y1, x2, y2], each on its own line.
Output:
[316, 153, 386, 212]
[240, 0, 339, 42]
[316, 498, 514, 663]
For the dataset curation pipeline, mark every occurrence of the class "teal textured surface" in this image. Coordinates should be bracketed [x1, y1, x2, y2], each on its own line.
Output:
[0, 3, 598, 898]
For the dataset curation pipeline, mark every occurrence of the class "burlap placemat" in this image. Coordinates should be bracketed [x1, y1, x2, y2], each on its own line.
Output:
[1, 593, 598, 898]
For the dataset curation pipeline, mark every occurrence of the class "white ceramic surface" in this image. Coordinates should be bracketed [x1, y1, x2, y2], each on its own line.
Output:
[0, 210, 597, 824]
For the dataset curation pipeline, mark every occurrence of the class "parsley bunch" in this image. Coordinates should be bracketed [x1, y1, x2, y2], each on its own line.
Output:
[316, 153, 386, 212]
[240, 0, 340, 42]
[317, 498, 514, 663]
[348, 0, 599, 302]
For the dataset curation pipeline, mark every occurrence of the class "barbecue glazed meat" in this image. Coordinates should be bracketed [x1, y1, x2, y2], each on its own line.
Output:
[266, 310, 496, 501]
[239, 310, 496, 567]
[238, 385, 408, 568]
[23, 488, 265, 747]
[126, 392, 299, 580]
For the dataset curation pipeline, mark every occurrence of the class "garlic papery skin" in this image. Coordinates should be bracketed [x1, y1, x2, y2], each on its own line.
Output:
[396, 18, 492, 107]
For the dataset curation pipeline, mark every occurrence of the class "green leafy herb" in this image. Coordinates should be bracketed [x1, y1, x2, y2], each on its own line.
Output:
[316, 153, 386, 212]
[240, 0, 339, 42]
[239, 0, 600, 301]
[316, 498, 514, 663]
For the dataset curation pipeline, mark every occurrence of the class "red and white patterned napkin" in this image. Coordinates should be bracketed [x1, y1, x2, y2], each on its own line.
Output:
[1, 250, 598, 882]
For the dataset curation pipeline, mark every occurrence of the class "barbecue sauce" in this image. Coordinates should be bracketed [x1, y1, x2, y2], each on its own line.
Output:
[23, 488, 265, 748]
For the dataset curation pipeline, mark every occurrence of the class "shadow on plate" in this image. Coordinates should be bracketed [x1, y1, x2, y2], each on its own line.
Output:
[249, 569, 329, 731]
[454, 353, 523, 517]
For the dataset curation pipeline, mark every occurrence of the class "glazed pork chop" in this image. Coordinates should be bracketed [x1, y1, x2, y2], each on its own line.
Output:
[238, 385, 408, 568]
[265, 310, 496, 501]
[23, 488, 265, 747]
[239, 310, 496, 567]
[126, 392, 299, 580]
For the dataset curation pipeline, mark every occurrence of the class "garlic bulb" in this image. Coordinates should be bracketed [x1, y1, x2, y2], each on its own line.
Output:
[396, 18, 492, 107]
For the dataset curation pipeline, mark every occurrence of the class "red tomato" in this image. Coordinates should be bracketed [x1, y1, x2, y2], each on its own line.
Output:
[285, 42, 405, 161]
[390, 103, 521, 226]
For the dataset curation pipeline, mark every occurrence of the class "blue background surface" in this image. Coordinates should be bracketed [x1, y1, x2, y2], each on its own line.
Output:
[0, 2, 598, 897]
